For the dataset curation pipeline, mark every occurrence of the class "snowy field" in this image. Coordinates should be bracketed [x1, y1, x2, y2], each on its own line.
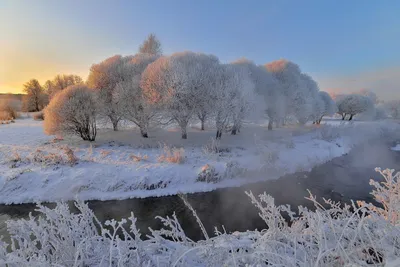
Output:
[0, 117, 399, 204]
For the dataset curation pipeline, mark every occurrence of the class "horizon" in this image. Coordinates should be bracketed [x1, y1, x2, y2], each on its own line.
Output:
[1, 0, 399, 100]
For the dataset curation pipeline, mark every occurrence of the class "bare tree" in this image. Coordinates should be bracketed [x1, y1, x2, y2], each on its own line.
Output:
[139, 34, 162, 55]
[22, 79, 46, 112]
[44, 85, 97, 141]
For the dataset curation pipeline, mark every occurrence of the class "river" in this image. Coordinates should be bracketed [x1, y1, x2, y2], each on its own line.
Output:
[0, 139, 399, 242]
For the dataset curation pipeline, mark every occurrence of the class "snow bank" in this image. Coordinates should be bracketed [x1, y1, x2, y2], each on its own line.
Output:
[391, 144, 400, 151]
[0, 119, 399, 204]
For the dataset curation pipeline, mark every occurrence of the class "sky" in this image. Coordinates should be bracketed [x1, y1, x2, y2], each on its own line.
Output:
[1, 0, 399, 100]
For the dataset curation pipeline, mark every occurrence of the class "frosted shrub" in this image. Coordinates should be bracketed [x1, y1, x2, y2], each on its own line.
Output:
[43, 85, 97, 141]
[157, 144, 185, 164]
[0, 99, 19, 121]
[317, 124, 341, 142]
[197, 164, 219, 183]
[202, 138, 221, 155]
[30, 149, 63, 165]
[223, 160, 247, 179]
[2, 168, 400, 266]
[62, 146, 78, 166]
[27, 147, 78, 166]
[130, 153, 149, 162]
[358, 168, 400, 225]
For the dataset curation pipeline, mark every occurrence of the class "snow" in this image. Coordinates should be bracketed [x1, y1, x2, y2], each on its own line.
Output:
[0, 118, 399, 204]
[391, 144, 400, 151]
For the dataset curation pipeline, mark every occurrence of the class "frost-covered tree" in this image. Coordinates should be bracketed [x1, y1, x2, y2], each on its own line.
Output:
[44, 74, 83, 100]
[114, 54, 160, 137]
[374, 104, 388, 120]
[336, 94, 374, 120]
[232, 58, 279, 131]
[44, 85, 97, 141]
[212, 63, 255, 139]
[296, 73, 320, 124]
[385, 100, 400, 119]
[87, 55, 132, 131]
[356, 89, 379, 104]
[139, 33, 162, 55]
[141, 52, 219, 139]
[22, 79, 47, 112]
[265, 59, 319, 125]
[193, 55, 220, 131]
[313, 91, 337, 124]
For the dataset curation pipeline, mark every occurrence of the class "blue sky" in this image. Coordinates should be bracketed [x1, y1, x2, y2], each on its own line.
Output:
[1, 0, 400, 98]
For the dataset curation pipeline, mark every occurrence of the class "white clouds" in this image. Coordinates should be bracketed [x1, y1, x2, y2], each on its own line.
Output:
[315, 67, 400, 101]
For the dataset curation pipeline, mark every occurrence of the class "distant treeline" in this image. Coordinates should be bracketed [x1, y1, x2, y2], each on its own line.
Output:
[0, 94, 24, 101]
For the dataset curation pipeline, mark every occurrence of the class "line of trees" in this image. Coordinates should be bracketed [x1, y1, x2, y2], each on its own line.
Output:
[21, 74, 84, 112]
[40, 34, 340, 141]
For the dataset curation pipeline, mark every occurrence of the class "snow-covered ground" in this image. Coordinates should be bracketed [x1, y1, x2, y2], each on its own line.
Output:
[391, 144, 400, 151]
[0, 118, 399, 204]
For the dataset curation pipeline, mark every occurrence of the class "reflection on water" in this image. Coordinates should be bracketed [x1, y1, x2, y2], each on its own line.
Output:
[0, 140, 399, 242]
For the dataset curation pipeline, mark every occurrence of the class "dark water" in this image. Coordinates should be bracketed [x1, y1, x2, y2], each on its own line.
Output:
[1, 139, 399, 242]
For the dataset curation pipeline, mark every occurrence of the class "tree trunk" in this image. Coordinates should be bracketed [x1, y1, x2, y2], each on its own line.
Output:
[140, 127, 148, 138]
[181, 127, 187, 139]
[349, 114, 353, 121]
[201, 120, 205, 131]
[216, 130, 222, 139]
[112, 120, 118, 131]
[342, 114, 345, 120]
[231, 125, 237, 135]
[268, 120, 273, 130]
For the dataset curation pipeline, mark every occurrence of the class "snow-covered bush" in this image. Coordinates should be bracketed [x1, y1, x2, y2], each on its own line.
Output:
[114, 53, 160, 137]
[316, 124, 341, 141]
[2, 168, 400, 266]
[197, 164, 219, 183]
[43, 85, 97, 141]
[0, 99, 20, 120]
[336, 94, 374, 120]
[87, 55, 132, 131]
[33, 112, 44, 121]
[157, 144, 185, 164]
